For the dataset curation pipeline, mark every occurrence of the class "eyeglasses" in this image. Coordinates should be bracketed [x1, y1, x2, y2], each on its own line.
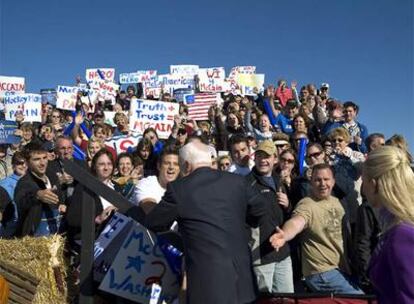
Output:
[220, 162, 230, 166]
[52, 115, 61, 118]
[307, 151, 323, 159]
[332, 138, 344, 143]
[281, 158, 295, 164]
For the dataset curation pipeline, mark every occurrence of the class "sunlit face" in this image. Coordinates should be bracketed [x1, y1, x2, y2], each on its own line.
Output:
[332, 136, 348, 152]
[369, 137, 385, 152]
[255, 151, 276, 176]
[294, 116, 306, 132]
[29, 152, 48, 177]
[89, 142, 102, 158]
[259, 115, 270, 132]
[279, 152, 295, 173]
[306, 146, 325, 166]
[158, 154, 180, 188]
[115, 115, 128, 127]
[56, 139, 74, 160]
[227, 113, 239, 128]
[311, 168, 335, 200]
[43, 128, 55, 142]
[22, 128, 33, 141]
[231, 142, 250, 167]
[344, 106, 357, 122]
[51, 111, 61, 123]
[95, 154, 113, 181]
[94, 127, 106, 141]
[118, 156, 133, 177]
[219, 158, 231, 171]
[14, 159, 28, 176]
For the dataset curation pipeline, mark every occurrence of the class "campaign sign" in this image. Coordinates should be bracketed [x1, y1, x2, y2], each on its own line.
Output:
[0, 76, 25, 97]
[106, 134, 142, 154]
[157, 74, 195, 94]
[227, 66, 256, 95]
[136, 70, 158, 83]
[173, 88, 194, 102]
[89, 79, 119, 102]
[94, 212, 134, 282]
[56, 86, 79, 111]
[144, 87, 161, 99]
[120, 72, 140, 84]
[198, 67, 226, 92]
[40, 88, 57, 105]
[4, 94, 42, 122]
[99, 223, 179, 303]
[0, 120, 18, 144]
[237, 74, 265, 96]
[170, 65, 199, 76]
[129, 99, 179, 139]
[86, 68, 115, 82]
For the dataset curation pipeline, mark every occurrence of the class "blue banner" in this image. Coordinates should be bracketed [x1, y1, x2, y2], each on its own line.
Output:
[0, 120, 19, 144]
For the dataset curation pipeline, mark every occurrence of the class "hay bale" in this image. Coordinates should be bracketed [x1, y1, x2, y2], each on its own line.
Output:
[0, 235, 69, 304]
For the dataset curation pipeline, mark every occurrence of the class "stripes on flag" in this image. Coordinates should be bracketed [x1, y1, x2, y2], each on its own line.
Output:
[186, 93, 218, 121]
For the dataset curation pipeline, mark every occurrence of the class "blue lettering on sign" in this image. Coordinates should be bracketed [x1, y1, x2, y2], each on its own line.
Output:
[57, 86, 78, 94]
[135, 110, 165, 121]
[108, 269, 154, 297]
[104, 216, 125, 239]
[123, 231, 151, 255]
[125, 255, 146, 273]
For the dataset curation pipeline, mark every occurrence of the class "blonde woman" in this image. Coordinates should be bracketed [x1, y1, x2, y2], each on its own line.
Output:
[86, 137, 105, 167]
[363, 146, 414, 303]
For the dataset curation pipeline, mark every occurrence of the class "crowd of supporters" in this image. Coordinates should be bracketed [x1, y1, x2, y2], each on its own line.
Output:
[0, 78, 413, 303]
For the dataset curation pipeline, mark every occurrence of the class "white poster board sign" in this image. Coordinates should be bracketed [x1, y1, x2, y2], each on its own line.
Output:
[4, 93, 42, 122]
[0, 76, 25, 97]
[129, 99, 179, 139]
[99, 223, 179, 303]
[198, 67, 226, 92]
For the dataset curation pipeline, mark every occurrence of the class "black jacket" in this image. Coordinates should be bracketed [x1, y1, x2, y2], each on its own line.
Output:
[246, 167, 290, 265]
[126, 167, 275, 304]
[14, 170, 63, 237]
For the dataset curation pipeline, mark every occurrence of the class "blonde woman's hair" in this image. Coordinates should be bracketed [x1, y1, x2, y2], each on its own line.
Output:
[328, 127, 351, 143]
[386, 134, 413, 163]
[363, 145, 414, 224]
[87, 137, 105, 160]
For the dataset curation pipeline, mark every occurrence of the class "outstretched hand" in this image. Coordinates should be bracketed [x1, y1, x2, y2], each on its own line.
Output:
[269, 226, 286, 252]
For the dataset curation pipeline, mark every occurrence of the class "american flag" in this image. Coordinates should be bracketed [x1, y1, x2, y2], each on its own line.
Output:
[185, 93, 219, 120]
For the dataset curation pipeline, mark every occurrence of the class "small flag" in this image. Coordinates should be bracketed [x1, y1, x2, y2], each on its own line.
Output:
[186, 93, 218, 120]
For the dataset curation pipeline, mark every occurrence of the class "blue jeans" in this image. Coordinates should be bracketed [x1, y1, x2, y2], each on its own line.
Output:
[254, 256, 294, 293]
[305, 269, 364, 294]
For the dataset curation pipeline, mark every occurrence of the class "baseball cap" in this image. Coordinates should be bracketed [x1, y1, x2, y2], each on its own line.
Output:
[321, 83, 330, 89]
[255, 140, 276, 156]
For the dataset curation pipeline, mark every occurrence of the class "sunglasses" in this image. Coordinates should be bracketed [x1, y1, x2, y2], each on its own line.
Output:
[15, 160, 26, 165]
[52, 115, 61, 118]
[220, 162, 230, 166]
[307, 151, 323, 159]
[281, 158, 295, 164]
[332, 138, 344, 143]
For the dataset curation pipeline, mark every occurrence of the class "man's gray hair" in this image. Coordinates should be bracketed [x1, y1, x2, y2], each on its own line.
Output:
[179, 141, 212, 169]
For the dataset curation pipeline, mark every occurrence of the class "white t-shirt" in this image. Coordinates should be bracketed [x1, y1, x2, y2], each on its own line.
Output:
[132, 175, 165, 206]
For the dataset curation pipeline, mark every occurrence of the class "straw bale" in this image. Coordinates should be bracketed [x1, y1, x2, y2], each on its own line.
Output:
[0, 235, 71, 304]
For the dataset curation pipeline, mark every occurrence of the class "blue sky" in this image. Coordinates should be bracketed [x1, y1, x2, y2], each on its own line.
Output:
[1, 0, 413, 150]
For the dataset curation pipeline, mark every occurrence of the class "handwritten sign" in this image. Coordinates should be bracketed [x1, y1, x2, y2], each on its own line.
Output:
[4, 94, 42, 122]
[120, 72, 140, 84]
[170, 65, 199, 76]
[143, 87, 161, 99]
[105, 134, 142, 154]
[99, 223, 179, 303]
[94, 213, 134, 282]
[0, 120, 18, 144]
[86, 68, 115, 82]
[157, 74, 195, 94]
[129, 99, 179, 139]
[236, 74, 265, 96]
[56, 86, 78, 111]
[198, 67, 226, 92]
[89, 79, 120, 102]
[227, 66, 256, 95]
[0, 76, 25, 97]
[136, 70, 158, 83]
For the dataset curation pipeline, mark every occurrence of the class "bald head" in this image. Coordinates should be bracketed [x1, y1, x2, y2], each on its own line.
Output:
[179, 142, 212, 176]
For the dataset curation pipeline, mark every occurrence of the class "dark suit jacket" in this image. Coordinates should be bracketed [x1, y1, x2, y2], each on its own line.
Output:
[127, 167, 275, 304]
[14, 170, 63, 237]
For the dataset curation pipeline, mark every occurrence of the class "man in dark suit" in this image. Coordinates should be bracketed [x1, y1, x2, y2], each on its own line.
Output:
[126, 141, 275, 304]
